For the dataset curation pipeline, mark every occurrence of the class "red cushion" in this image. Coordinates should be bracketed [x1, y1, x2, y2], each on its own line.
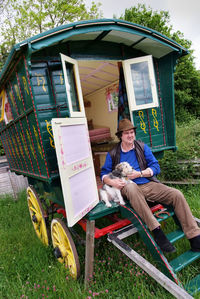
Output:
[89, 127, 111, 142]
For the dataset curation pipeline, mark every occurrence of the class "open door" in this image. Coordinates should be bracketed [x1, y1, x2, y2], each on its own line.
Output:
[52, 117, 99, 227]
[60, 53, 85, 118]
[52, 56, 99, 226]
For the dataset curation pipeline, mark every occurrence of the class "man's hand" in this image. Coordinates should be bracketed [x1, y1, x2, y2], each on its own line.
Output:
[127, 170, 141, 180]
[103, 176, 126, 190]
[110, 178, 126, 190]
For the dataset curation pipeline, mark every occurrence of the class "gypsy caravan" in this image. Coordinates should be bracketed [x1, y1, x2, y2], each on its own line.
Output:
[1, 19, 199, 297]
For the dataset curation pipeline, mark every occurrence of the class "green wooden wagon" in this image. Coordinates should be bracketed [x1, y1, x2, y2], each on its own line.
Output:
[0, 19, 199, 297]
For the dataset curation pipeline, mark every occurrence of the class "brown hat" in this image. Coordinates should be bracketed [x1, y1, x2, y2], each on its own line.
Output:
[115, 119, 137, 136]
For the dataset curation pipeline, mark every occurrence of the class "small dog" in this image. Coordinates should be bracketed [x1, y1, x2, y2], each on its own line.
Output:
[99, 162, 134, 207]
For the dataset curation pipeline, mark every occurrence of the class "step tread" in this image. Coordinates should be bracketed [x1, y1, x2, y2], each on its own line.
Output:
[170, 250, 200, 272]
[167, 229, 185, 243]
[184, 274, 200, 295]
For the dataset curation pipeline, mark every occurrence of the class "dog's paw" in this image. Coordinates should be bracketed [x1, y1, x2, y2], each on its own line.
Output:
[106, 202, 112, 207]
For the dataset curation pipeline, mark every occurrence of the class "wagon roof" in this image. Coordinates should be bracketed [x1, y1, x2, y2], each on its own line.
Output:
[0, 18, 188, 85]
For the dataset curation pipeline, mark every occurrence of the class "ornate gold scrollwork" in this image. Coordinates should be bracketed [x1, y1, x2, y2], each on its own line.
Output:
[22, 76, 29, 95]
[138, 111, 147, 134]
[20, 132, 28, 157]
[35, 73, 47, 92]
[14, 84, 21, 101]
[152, 109, 159, 131]
[33, 125, 43, 160]
[45, 120, 55, 149]
[9, 91, 15, 107]
[59, 72, 64, 85]
[26, 129, 35, 159]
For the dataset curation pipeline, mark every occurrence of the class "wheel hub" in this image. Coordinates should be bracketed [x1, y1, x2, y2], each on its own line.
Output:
[54, 247, 62, 259]
[32, 214, 38, 223]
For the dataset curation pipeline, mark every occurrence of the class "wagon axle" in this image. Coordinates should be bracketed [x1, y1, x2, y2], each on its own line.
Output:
[54, 247, 62, 259]
[32, 214, 38, 223]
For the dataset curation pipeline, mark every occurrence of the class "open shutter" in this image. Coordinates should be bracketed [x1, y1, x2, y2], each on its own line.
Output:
[122, 55, 159, 111]
[52, 117, 99, 227]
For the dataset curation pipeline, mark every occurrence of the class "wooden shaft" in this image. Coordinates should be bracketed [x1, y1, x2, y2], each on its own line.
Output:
[84, 220, 95, 287]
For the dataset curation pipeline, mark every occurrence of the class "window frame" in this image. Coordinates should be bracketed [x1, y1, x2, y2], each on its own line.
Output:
[60, 53, 85, 118]
[122, 55, 159, 111]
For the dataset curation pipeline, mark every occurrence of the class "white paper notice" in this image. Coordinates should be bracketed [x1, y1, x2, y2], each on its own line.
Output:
[61, 124, 90, 165]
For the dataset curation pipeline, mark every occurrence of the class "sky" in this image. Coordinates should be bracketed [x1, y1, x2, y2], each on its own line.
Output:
[85, 0, 200, 69]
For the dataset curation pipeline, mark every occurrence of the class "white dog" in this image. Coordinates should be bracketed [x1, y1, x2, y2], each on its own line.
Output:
[99, 162, 134, 207]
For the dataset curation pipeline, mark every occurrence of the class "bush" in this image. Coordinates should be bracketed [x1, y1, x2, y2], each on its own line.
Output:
[176, 118, 200, 160]
[158, 118, 200, 181]
[158, 151, 195, 181]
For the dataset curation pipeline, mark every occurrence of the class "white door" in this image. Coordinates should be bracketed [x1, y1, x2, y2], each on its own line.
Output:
[60, 53, 85, 117]
[52, 117, 99, 227]
[52, 55, 99, 226]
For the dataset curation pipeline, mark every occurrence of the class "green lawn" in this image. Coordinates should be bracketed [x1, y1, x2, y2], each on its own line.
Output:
[1, 186, 200, 299]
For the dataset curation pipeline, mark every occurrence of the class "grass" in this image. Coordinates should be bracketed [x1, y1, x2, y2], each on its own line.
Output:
[1, 187, 200, 299]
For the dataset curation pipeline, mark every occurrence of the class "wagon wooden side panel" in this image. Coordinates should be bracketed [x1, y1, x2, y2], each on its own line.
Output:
[0, 57, 51, 180]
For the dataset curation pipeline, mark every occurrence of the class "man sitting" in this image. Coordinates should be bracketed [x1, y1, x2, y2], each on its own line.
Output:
[101, 118, 200, 253]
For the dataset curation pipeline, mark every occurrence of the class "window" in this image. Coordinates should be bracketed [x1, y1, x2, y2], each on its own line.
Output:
[122, 55, 159, 111]
[60, 53, 85, 117]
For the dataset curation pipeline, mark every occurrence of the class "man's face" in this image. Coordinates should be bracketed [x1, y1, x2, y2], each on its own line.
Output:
[121, 129, 135, 145]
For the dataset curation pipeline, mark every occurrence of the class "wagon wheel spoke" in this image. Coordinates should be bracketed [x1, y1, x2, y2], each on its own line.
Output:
[65, 250, 75, 265]
[29, 206, 38, 214]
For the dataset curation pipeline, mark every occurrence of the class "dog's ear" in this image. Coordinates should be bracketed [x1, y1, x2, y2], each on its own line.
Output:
[112, 169, 122, 177]
[115, 163, 123, 173]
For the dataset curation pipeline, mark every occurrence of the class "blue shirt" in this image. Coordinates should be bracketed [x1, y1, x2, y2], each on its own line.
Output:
[100, 144, 160, 184]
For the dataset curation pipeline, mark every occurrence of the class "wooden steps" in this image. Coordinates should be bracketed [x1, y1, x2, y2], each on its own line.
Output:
[184, 274, 200, 295]
[118, 204, 200, 297]
[167, 229, 185, 243]
[170, 251, 200, 273]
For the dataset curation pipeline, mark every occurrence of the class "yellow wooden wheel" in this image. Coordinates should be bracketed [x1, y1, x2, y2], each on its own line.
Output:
[51, 218, 80, 279]
[27, 186, 50, 246]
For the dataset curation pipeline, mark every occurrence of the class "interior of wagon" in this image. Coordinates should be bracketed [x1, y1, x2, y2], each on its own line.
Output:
[78, 59, 121, 178]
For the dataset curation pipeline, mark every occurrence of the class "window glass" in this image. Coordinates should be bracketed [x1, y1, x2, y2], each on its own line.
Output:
[60, 54, 85, 117]
[130, 61, 153, 106]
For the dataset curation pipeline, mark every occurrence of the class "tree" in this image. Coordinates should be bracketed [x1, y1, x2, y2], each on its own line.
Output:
[12, 0, 102, 36]
[119, 4, 172, 37]
[0, 0, 102, 69]
[119, 4, 200, 121]
[171, 30, 200, 121]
